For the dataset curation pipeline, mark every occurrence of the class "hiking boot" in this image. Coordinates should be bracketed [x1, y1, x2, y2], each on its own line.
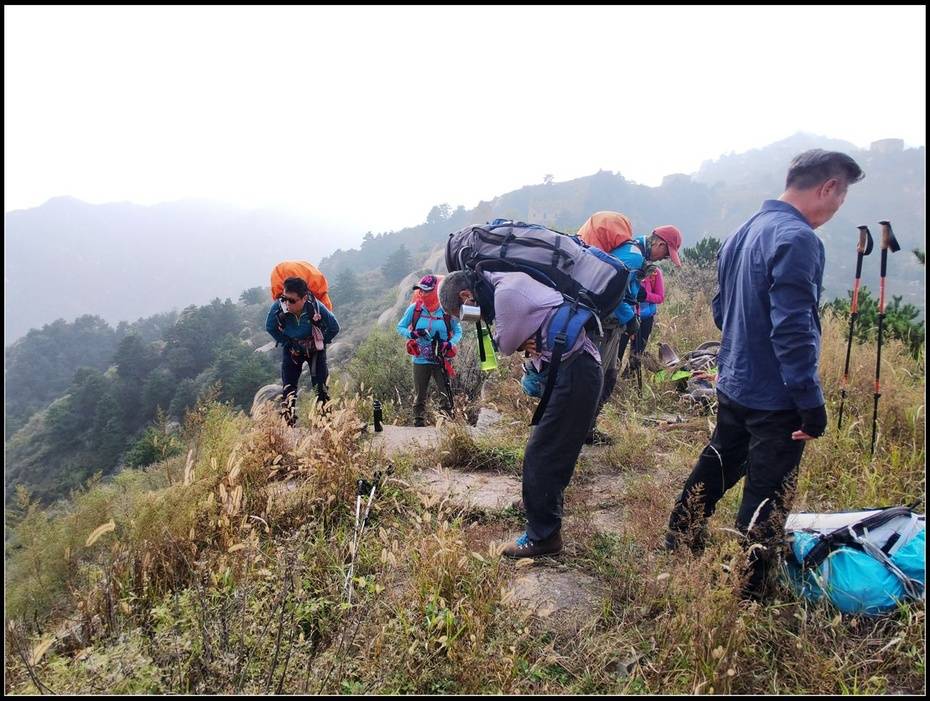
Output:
[413, 418, 426, 428]
[664, 527, 708, 555]
[502, 531, 563, 559]
[584, 429, 613, 446]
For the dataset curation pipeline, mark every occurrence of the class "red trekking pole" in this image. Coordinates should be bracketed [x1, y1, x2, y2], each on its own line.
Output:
[837, 225, 873, 430]
[870, 220, 901, 456]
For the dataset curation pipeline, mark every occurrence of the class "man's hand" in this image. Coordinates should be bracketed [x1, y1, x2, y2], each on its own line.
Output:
[517, 338, 538, 355]
[792, 404, 827, 441]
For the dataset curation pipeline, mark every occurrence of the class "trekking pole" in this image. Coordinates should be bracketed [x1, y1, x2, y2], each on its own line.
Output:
[838, 226, 874, 430]
[632, 305, 643, 395]
[870, 220, 901, 456]
[344, 478, 368, 604]
[434, 334, 455, 415]
[344, 465, 394, 604]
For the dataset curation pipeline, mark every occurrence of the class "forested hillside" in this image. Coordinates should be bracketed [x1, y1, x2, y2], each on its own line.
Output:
[320, 133, 925, 312]
[4, 296, 279, 504]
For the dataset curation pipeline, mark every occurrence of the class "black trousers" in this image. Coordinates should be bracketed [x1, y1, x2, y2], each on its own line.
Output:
[616, 316, 654, 372]
[281, 348, 329, 421]
[667, 390, 805, 593]
[524, 351, 603, 541]
[631, 315, 654, 355]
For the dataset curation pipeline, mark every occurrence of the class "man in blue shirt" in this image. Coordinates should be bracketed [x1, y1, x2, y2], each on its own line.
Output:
[665, 149, 864, 600]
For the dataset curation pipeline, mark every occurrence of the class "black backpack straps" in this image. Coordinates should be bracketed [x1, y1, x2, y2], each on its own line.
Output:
[411, 301, 450, 341]
[530, 336, 566, 426]
[801, 506, 914, 569]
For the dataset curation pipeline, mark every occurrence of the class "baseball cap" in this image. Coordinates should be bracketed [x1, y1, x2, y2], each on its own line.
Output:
[412, 274, 438, 291]
[652, 225, 683, 268]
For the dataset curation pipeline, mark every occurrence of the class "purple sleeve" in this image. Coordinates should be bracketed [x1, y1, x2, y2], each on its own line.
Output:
[491, 287, 552, 356]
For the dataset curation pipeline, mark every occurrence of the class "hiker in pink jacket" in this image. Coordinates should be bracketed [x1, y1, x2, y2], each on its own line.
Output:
[622, 266, 665, 376]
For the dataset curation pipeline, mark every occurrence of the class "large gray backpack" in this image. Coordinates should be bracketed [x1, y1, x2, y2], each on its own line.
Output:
[445, 219, 632, 322]
[446, 219, 632, 425]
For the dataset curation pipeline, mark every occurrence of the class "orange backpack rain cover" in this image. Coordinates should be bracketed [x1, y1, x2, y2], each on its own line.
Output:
[577, 211, 634, 253]
[270, 260, 333, 310]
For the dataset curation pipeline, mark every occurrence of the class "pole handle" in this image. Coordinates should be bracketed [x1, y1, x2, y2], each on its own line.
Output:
[857, 225, 874, 256]
[878, 220, 901, 253]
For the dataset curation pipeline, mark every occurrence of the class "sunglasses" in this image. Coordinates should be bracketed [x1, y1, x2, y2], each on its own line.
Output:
[281, 296, 302, 305]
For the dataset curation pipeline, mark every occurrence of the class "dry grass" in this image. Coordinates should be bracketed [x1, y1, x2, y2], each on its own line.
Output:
[4, 282, 925, 695]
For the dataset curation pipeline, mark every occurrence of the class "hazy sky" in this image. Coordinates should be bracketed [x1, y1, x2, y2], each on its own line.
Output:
[5, 5, 926, 240]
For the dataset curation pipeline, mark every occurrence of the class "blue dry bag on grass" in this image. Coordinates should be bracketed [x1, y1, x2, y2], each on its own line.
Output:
[783, 506, 925, 615]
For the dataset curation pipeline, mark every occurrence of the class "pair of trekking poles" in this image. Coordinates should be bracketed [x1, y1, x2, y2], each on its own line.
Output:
[836, 221, 901, 456]
[344, 464, 394, 605]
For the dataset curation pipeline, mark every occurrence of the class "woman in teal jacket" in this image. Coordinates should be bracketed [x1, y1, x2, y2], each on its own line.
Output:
[396, 274, 462, 426]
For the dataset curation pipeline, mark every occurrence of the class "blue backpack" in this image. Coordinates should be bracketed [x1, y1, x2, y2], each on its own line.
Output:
[784, 506, 925, 615]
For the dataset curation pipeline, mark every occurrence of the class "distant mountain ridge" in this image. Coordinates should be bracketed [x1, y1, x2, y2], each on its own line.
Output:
[5, 133, 925, 343]
[320, 132, 925, 314]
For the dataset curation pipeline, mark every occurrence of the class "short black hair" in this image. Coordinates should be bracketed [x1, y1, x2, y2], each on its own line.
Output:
[785, 149, 864, 190]
[282, 276, 309, 297]
[438, 270, 474, 318]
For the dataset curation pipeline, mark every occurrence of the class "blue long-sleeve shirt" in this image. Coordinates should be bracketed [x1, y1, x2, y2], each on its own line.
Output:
[714, 199, 825, 410]
[265, 298, 340, 348]
[609, 237, 646, 325]
[396, 303, 463, 365]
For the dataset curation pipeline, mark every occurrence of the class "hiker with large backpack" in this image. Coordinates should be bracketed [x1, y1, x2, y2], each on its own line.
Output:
[665, 149, 865, 601]
[444, 215, 639, 557]
[575, 211, 634, 444]
[440, 267, 604, 557]
[396, 274, 462, 427]
[269, 260, 335, 409]
[265, 276, 340, 426]
[579, 215, 683, 444]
